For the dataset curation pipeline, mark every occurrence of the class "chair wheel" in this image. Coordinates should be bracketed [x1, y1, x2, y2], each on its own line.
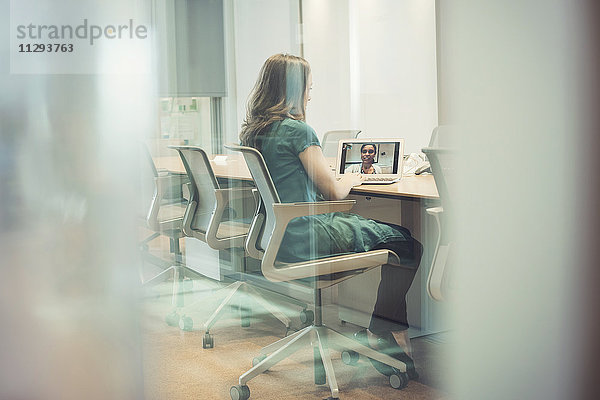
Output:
[165, 311, 180, 327]
[202, 333, 214, 349]
[389, 371, 409, 389]
[300, 309, 314, 324]
[230, 384, 250, 400]
[240, 307, 251, 327]
[179, 315, 193, 331]
[252, 354, 267, 367]
[341, 350, 359, 365]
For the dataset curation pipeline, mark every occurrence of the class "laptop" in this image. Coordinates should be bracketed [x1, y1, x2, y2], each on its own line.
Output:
[335, 138, 405, 184]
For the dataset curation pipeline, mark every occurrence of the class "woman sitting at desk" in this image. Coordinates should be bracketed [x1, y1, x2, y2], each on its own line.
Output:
[239, 53, 422, 379]
[344, 143, 382, 174]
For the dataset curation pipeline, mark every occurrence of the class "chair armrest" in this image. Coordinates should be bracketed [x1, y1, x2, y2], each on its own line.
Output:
[258, 200, 358, 280]
[205, 188, 255, 250]
[272, 200, 355, 224]
[425, 205, 449, 301]
[426, 206, 443, 216]
[214, 187, 255, 204]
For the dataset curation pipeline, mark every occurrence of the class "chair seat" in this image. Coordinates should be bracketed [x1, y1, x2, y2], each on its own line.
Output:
[216, 220, 250, 239]
[157, 202, 186, 225]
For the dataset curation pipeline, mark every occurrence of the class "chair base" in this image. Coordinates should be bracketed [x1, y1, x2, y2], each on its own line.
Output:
[141, 264, 204, 326]
[234, 324, 409, 399]
[177, 281, 293, 347]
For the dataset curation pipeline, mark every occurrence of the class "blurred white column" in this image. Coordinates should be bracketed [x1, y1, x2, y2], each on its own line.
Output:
[1, 1, 154, 399]
[437, 1, 588, 399]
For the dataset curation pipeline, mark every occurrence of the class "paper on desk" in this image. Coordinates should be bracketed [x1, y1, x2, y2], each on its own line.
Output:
[403, 153, 429, 175]
[213, 155, 228, 165]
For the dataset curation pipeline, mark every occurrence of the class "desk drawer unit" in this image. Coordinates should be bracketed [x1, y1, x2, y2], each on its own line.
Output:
[338, 194, 448, 336]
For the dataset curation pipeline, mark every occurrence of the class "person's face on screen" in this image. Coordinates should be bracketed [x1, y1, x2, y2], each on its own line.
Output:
[361, 145, 376, 164]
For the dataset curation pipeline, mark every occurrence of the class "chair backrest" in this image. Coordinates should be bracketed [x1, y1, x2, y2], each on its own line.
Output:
[321, 129, 361, 158]
[428, 125, 456, 148]
[224, 144, 280, 251]
[169, 146, 219, 234]
[141, 142, 159, 178]
[422, 147, 454, 216]
[422, 146, 455, 301]
[140, 143, 159, 226]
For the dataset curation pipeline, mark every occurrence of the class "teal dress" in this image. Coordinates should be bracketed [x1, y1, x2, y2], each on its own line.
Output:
[257, 118, 413, 263]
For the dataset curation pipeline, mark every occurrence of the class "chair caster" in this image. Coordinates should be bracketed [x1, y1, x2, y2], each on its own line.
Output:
[179, 315, 194, 331]
[230, 384, 250, 400]
[389, 371, 409, 389]
[165, 311, 180, 327]
[202, 332, 214, 349]
[240, 307, 251, 328]
[300, 309, 314, 325]
[341, 350, 359, 365]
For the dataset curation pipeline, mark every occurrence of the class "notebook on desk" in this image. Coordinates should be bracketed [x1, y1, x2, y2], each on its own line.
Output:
[335, 138, 405, 184]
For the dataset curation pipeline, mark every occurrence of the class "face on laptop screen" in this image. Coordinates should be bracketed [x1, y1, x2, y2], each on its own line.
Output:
[339, 142, 401, 175]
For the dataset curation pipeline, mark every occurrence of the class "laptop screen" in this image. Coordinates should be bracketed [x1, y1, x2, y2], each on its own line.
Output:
[337, 140, 403, 176]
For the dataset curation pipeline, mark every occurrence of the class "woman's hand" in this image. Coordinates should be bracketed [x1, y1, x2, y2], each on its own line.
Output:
[340, 172, 364, 187]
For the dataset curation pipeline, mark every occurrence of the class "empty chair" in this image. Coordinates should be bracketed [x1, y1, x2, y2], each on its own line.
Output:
[321, 129, 361, 158]
[169, 145, 299, 348]
[422, 146, 455, 301]
[139, 143, 200, 325]
[226, 144, 415, 400]
[427, 125, 456, 148]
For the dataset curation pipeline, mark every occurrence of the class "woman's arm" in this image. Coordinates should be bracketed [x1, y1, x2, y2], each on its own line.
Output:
[299, 145, 363, 200]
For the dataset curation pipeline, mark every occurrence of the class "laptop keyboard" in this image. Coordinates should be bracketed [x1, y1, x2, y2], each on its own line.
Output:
[362, 176, 400, 184]
[365, 177, 396, 182]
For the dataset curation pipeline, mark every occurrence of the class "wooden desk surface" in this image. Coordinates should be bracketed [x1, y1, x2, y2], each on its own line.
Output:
[154, 155, 438, 199]
[154, 155, 252, 182]
[351, 175, 438, 199]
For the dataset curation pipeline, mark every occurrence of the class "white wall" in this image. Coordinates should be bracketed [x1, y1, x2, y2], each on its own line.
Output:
[226, 0, 300, 144]
[303, 0, 438, 154]
[301, 0, 352, 135]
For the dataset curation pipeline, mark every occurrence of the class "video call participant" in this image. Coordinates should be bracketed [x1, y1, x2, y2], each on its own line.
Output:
[344, 143, 382, 174]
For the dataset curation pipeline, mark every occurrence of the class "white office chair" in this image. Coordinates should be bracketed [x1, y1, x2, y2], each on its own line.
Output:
[321, 129, 361, 158]
[169, 145, 297, 348]
[422, 146, 455, 301]
[139, 144, 203, 325]
[225, 143, 414, 400]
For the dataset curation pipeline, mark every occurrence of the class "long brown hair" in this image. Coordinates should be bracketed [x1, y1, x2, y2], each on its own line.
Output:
[239, 53, 311, 148]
